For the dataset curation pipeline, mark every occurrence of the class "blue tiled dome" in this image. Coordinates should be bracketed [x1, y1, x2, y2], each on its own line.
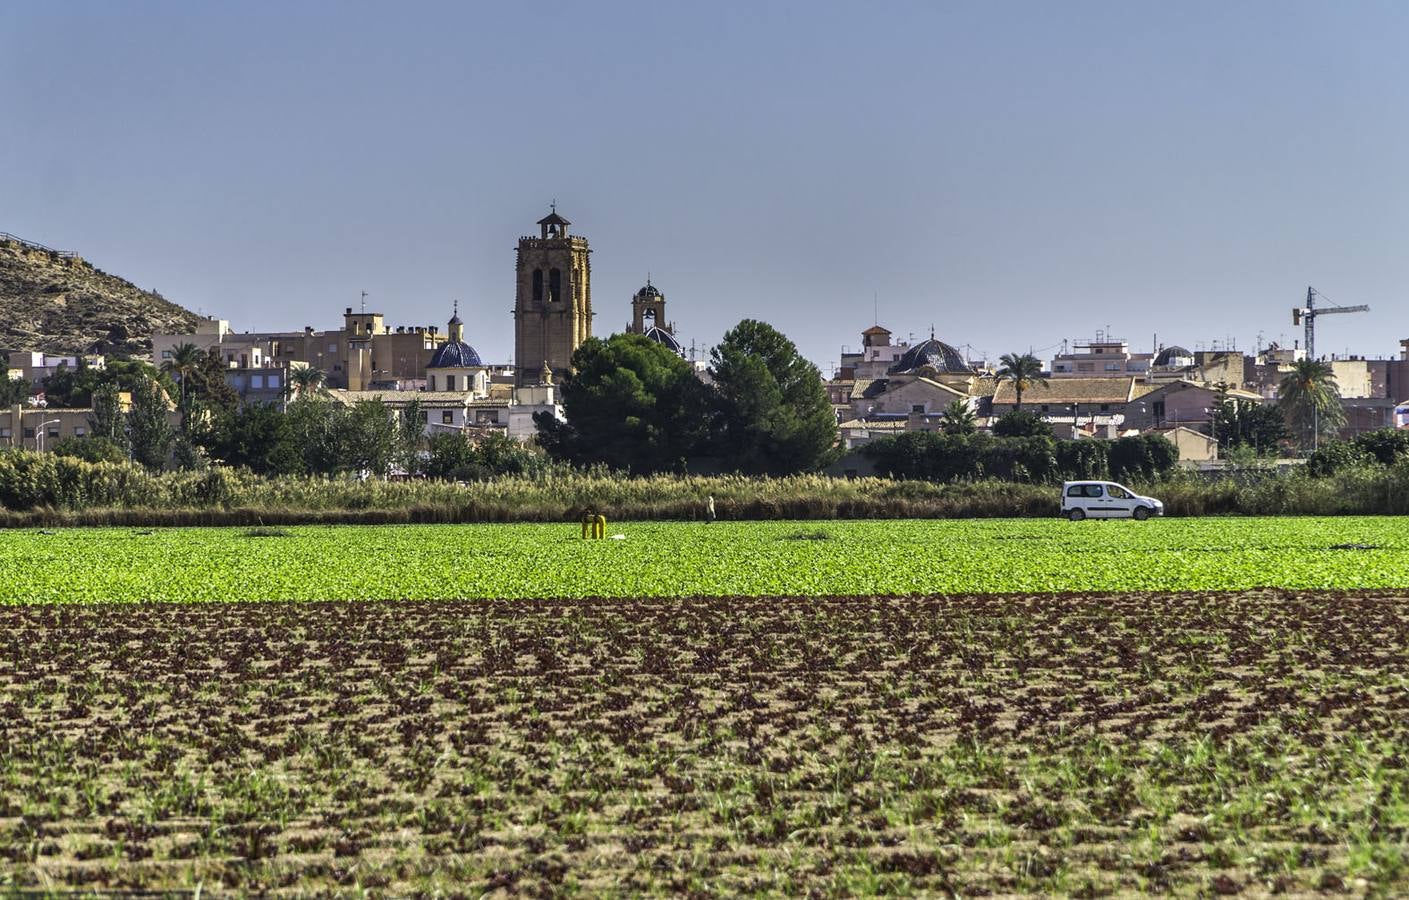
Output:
[643, 326, 684, 356]
[429, 340, 482, 368]
[887, 338, 971, 376]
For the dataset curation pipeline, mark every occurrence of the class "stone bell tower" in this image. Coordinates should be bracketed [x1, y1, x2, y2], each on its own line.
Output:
[514, 205, 592, 387]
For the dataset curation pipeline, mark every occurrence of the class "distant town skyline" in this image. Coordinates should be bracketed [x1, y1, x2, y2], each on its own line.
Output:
[5, 1, 1408, 370]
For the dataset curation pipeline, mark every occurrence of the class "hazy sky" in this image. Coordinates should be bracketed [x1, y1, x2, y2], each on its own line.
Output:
[4, 1, 1408, 370]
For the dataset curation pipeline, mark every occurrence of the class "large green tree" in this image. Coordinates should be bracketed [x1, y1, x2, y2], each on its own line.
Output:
[995, 352, 1048, 410]
[126, 375, 174, 472]
[160, 342, 204, 430]
[709, 319, 838, 474]
[88, 384, 128, 450]
[1278, 359, 1345, 450]
[0, 376, 31, 407]
[536, 334, 713, 474]
[1213, 398, 1289, 455]
[43, 358, 173, 408]
[203, 402, 303, 475]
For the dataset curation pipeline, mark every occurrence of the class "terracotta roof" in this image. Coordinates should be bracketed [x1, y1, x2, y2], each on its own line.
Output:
[862, 325, 892, 336]
[1142, 379, 1262, 402]
[850, 379, 888, 401]
[990, 377, 1149, 405]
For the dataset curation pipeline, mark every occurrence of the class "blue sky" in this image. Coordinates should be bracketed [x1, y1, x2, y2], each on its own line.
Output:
[4, 1, 1408, 370]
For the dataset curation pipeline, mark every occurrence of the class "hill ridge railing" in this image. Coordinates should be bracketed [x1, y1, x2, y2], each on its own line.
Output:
[0, 232, 76, 258]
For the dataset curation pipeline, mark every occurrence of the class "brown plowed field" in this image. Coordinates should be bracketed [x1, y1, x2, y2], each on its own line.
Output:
[2, 592, 1406, 895]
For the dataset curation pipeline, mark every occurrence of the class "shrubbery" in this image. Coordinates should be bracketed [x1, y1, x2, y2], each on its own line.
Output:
[1306, 428, 1409, 476]
[860, 432, 1180, 484]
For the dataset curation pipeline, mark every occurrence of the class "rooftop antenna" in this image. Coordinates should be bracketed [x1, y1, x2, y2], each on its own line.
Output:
[873, 291, 878, 326]
[360, 290, 368, 315]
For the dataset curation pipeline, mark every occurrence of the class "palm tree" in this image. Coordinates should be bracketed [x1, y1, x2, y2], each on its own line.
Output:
[290, 366, 327, 398]
[1278, 359, 1344, 451]
[996, 352, 1048, 411]
[160, 342, 203, 429]
[939, 398, 977, 435]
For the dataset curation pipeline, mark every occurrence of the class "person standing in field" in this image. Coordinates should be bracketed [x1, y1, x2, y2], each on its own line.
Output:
[706, 495, 716, 523]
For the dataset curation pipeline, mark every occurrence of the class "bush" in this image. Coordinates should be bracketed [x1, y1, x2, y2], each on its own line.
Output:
[1352, 429, 1409, 466]
[1306, 440, 1373, 477]
[51, 436, 128, 465]
[1108, 434, 1179, 482]
[991, 410, 1053, 438]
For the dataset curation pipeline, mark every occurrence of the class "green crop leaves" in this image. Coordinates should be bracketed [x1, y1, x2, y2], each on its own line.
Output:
[0, 517, 1406, 604]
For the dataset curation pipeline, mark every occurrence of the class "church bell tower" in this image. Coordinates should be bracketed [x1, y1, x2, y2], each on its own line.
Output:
[514, 205, 592, 387]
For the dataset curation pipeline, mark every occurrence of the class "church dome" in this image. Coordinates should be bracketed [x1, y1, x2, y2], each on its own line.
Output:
[635, 283, 662, 300]
[887, 338, 972, 376]
[642, 325, 684, 356]
[1153, 345, 1193, 367]
[429, 340, 482, 369]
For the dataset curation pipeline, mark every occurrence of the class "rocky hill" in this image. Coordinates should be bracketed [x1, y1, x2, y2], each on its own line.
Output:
[0, 233, 202, 358]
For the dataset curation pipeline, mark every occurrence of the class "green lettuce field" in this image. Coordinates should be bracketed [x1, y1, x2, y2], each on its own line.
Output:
[0, 517, 1406, 604]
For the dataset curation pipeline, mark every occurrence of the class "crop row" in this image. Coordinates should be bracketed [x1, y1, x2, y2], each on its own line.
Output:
[1, 517, 1407, 604]
[1, 591, 1406, 894]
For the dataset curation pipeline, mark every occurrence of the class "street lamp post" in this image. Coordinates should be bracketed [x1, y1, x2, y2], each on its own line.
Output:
[35, 419, 60, 453]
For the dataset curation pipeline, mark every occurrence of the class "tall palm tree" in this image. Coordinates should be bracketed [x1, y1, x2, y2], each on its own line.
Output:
[160, 342, 203, 429]
[939, 398, 977, 435]
[1278, 358, 1344, 450]
[290, 366, 327, 398]
[996, 352, 1048, 411]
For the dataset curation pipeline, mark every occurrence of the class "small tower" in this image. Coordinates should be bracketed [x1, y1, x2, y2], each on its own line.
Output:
[630, 277, 670, 335]
[513, 204, 592, 387]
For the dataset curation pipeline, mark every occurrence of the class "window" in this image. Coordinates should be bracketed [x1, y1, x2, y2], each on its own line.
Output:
[1107, 485, 1130, 499]
[328, 342, 338, 353]
[23, 427, 35, 438]
[161, 350, 172, 359]
[911, 404, 925, 413]
[1040, 404, 1049, 412]
[422, 411, 429, 422]
[0, 428, 9, 439]
[549, 267, 562, 303]
[251, 375, 264, 389]
[74, 426, 85, 437]
[1099, 404, 1109, 412]
[532, 269, 544, 303]
[442, 411, 454, 425]
[47, 426, 59, 438]
[268, 375, 280, 390]
[1104, 362, 1120, 372]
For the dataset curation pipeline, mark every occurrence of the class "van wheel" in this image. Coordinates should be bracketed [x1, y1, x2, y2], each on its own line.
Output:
[1133, 506, 1150, 521]
[1068, 509, 1086, 522]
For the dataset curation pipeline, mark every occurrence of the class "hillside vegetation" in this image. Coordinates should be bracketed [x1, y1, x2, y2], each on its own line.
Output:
[0, 234, 201, 356]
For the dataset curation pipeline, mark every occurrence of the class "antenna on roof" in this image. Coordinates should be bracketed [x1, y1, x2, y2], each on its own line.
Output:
[873, 291, 879, 326]
[360, 290, 368, 315]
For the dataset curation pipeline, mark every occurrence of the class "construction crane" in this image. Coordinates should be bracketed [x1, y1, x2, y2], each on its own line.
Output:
[1292, 286, 1368, 360]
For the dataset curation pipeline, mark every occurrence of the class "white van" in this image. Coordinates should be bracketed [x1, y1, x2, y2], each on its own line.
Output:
[1061, 481, 1164, 521]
